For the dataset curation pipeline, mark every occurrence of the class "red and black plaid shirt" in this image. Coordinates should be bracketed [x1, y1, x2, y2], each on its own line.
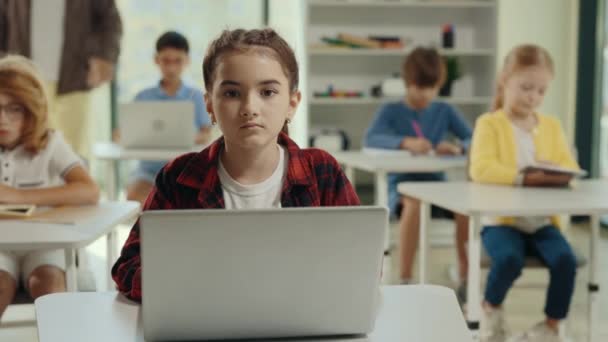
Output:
[111, 133, 360, 301]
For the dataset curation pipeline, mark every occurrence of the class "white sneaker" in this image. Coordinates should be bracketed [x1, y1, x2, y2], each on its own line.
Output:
[508, 322, 571, 342]
[481, 306, 508, 342]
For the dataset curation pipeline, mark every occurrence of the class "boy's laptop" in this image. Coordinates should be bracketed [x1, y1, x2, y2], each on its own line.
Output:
[140, 206, 387, 342]
[119, 101, 195, 149]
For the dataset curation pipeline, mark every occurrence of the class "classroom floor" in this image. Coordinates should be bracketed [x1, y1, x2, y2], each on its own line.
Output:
[1, 221, 607, 341]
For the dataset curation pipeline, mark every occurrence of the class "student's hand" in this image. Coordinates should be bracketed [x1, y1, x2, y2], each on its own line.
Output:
[0, 184, 23, 204]
[523, 170, 573, 187]
[401, 137, 432, 155]
[435, 141, 463, 156]
[523, 170, 546, 187]
[87, 57, 115, 88]
[543, 172, 573, 186]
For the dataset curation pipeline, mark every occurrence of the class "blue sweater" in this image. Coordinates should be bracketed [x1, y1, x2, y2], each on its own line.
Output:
[364, 101, 472, 216]
[365, 101, 472, 149]
[134, 81, 211, 177]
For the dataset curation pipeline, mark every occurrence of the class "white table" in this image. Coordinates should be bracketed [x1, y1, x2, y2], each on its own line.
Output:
[332, 150, 466, 209]
[93, 142, 202, 274]
[35, 285, 472, 342]
[0, 202, 140, 292]
[93, 142, 204, 201]
[333, 150, 466, 251]
[398, 180, 607, 342]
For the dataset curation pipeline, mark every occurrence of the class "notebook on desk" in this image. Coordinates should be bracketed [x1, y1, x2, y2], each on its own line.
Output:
[523, 164, 588, 178]
[363, 147, 435, 157]
[362, 147, 466, 159]
[140, 206, 387, 342]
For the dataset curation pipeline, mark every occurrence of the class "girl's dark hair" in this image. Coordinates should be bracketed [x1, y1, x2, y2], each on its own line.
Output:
[203, 28, 298, 93]
[202, 28, 299, 134]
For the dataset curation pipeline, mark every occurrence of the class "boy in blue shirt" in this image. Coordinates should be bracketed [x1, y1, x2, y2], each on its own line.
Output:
[364, 47, 472, 292]
[124, 31, 212, 205]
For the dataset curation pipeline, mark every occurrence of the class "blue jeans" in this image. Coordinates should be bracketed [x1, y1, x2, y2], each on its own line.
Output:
[482, 225, 577, 319]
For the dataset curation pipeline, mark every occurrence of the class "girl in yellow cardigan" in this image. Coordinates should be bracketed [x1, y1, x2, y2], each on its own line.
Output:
[469, 45, 578, 342]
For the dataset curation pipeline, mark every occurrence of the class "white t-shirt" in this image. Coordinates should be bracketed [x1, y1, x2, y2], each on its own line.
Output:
[218, 146, 288, 209]
[31, 0, 66, 82]
[483, 123, 550, 233]
[0, 131, 82, 189]
[512, 123, 537, 170]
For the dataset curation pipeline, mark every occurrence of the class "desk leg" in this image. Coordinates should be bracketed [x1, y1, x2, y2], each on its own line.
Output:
[65, 248, 77, 292]
[588, 214, 600, 342]
[466, 214, 482, 341]
[374, 171, 388, 208]
[374, 172, 390, 252]
[105, 159, 118, 291]
[107, 231, 118, 291]
[419, 201, 431, 284]
[106, 160, 117, 201]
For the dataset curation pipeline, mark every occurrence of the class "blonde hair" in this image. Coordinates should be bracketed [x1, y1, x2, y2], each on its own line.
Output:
[0, 55, 50, 153]
[493, 44, 554, 111]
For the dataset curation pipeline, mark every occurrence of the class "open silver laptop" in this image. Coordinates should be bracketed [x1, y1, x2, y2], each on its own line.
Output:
[140, 206, 387, 342]
[118, 101, 195, 149]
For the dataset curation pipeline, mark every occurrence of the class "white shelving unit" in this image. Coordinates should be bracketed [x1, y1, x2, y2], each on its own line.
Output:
[309, 47, 495, 57]
[307, 0, 494, 8]
[310, 96, 492, 106]
[306, 0, 498, 156]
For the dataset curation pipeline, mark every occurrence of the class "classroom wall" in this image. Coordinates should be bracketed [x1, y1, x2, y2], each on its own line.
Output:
[116, 0, 263, 102]
[269, 0, 309, 147]
[88, 85, 112, 186]
[497, 0, 580, 141]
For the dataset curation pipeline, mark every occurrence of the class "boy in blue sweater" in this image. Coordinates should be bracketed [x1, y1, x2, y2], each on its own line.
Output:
[123, 31, 212, 205]
[364, 47, 472, 291]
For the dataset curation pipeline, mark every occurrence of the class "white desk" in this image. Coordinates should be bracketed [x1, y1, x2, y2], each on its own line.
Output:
[0, 202, 140, 292]
[93, 142, 201, 275]
[398, 180, 608, 342]
[35, 285, 472, 342]
[333, 150, 466, 251]
[93, 142, 203, 201]
[332, 150, 466, 209]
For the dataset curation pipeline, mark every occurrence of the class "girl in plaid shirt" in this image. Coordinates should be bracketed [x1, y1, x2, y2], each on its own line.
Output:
[112, 28, 360, 301]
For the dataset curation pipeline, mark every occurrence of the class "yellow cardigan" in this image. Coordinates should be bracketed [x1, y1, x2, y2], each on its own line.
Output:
[469, 110, 580, 227]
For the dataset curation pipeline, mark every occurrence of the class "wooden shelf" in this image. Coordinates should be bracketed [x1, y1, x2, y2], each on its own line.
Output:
[308, 0, 495, 9]
[309, 47, 495, 57]
[310, 96, 492, 106]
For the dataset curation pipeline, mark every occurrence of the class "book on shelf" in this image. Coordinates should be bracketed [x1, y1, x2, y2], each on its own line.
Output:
[337, 33, 382, 48]
[320, 37, 361, 48]
[317, 34, 406, 50]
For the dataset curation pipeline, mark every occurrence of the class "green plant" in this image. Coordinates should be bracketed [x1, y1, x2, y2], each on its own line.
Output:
[440, 56, 463, 96]
[444, 56, 462, 83]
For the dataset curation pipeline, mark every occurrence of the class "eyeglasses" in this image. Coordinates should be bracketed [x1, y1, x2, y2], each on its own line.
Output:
[0, 104, 25, 121]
